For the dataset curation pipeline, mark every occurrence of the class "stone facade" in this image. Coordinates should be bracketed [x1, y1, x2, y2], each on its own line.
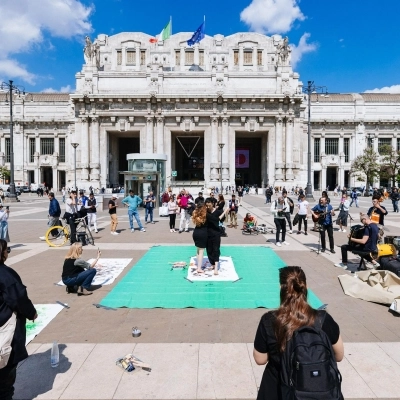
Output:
[0, 32, 399, 191]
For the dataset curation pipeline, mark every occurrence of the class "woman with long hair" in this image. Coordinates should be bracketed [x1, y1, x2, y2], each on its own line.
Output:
[0, 239, 37, 399]
[217, 194, 225, 210]
[168, 195, 179, 232]
[191, 202, 208, 273]
[61, 242, 102, 295]
[253, 266, 344, 400]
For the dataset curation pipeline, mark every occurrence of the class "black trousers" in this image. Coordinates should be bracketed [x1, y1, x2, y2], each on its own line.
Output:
[68, 216, 77, 244]
[274, 218, 286, 243]
[298, 214, 307, 231]
[284, 212, 292, 230]
[341, 244, 372, 264]
[207, 235, 221, 266]
[320, 223, 334, 250]
[169, 214, 176, 229]
[0, 364, 17, 400]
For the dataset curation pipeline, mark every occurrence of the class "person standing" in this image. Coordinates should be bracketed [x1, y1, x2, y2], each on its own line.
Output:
[265, 186, 273, 204]
[227, 194, 238, 228]
[253, 266, 344, 400]
[0, 205, 10, 245]
[367, 196, 388, 226]
[195, 191, 204, 205]
[61, 187, 66, 204]
[191, 202, 208, 274]
[86, 192, 98, 233]
[336, 193, 350, 232]
[349, 188, 359, 207]
[296, 194, 309, 235]
[311, 197, 336, 253]
[39, 192, 62, 241]
[282, 190, 294, 234]
[161, 189, 170, 205]
[108, 194, 119, 235]
[237, 186, 244, 205]
[205, 198, 224, 275]
[122, 190, 145, 233]
[0, 239, 37, 400]
[177, 189, 190, 233]
[271, 196, 289, 247]
[65, 190, 78, 244]
[390, 187, 399, 213]
[144, 191, 156, 224]
[168, 195, 179, 232]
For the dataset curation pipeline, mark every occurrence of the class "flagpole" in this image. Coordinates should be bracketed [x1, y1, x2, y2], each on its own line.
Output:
[170, 16, 172, 36]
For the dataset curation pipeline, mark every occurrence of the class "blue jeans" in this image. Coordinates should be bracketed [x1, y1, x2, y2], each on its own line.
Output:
[145, 207, 154, 222]
[392, 200, 399, 212]
[62, 268, 96, 290]
[128, 209, 143, 230]
[350, 198, 358, 207]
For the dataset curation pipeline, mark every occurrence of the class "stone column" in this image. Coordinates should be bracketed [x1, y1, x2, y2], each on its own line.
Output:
[80, 116, 89, 181]
[194, 43, 199, 65]
[275, 117, 284, 180]
[90, 117, 100, 182]
[210, 117, 219, 181]
[321, 166, 327, 192]
[285, 117, 294, 180]
[239, 44, 244, 71]
[99, 125, 107, 188]
[146, 117, 154, 153]
[156, 117, 164, 154]
[338, 134, 345, 188]
[221, 117, 229, 182]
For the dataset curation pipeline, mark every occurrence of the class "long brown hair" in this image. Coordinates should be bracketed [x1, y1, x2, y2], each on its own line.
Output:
[274, 266, 317, 352]
[192, 203, 207, 226]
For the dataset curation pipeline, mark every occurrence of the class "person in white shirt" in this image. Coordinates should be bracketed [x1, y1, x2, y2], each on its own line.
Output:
[296, 194, 309, 235]
[61, 187, 66, 203]
[65, 190, 78, 244]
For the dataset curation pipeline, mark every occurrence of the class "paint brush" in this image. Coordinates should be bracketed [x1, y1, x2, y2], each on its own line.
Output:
[56, 301, 70, 309]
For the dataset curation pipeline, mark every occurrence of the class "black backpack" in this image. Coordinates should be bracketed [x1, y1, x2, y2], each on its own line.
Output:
[280, 311, 343, 400]
[287, 197, 295, 215]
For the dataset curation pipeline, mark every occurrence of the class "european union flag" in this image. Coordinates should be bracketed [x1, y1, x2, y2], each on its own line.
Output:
[187, 22, 205, 46]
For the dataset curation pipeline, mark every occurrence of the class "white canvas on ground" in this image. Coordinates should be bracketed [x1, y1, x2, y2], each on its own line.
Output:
[187, 256, 239, 281]
[57, 258, 132, 286]
[26, 304, 64, 345]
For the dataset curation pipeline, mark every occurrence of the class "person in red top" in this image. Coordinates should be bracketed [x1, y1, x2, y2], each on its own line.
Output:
[161, 189, 170, 205]
[243, 212, 257, 229]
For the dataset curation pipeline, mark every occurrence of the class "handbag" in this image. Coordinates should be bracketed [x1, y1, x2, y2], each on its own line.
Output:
[292, 212, 300, 226]
[0, 312, 16, 369]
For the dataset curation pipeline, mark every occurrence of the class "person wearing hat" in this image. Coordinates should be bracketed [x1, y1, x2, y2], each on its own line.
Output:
[108, 194, 119, 235]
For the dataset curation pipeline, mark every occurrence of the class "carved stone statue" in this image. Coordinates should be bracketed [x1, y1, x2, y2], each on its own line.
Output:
[83, 36, 100, 68]
[276, 36, 291, 65]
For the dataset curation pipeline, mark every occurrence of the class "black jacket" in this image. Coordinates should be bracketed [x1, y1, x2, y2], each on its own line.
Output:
[0, 263, 36, 366]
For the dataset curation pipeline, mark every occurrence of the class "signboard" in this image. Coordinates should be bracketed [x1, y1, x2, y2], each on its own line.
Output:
[235, 149, 250, 168]
[172, 171, 177, 177]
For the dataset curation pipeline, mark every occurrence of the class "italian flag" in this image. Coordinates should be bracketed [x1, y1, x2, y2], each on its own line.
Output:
[149, 20, 172, 43]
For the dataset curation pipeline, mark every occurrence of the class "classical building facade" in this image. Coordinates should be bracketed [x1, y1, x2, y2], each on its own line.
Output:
[0, 32, 399, 192]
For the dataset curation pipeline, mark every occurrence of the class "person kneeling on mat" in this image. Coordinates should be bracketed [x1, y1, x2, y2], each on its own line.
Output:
[334, 214, 379, 270]
[61, 243, 102, 295]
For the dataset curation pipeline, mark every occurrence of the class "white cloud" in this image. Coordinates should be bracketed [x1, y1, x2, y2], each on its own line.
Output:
[365, 85, 400, 94]
[0, 59, 36, 85]
[291, 33, 317, 68]
[240, 0, 305, 34]
[0, 0, 93, 84]
[42, 85, 73, 93]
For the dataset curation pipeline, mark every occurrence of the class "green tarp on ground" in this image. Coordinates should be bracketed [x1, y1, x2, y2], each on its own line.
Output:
[100, 246, 323, 309]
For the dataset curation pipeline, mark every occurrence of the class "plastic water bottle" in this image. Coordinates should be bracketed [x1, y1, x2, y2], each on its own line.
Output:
[51, 341, 59, 367]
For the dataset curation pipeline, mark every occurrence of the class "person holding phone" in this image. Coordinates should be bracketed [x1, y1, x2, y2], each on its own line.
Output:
[61, 243, 102, 295]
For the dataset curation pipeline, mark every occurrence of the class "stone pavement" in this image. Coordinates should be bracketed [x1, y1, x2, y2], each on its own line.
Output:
[6, 192, 400, 399]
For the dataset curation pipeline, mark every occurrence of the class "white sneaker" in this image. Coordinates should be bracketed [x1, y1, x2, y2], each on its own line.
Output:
[288, 230, 293, 234]
[39, 236, 45, 241]
[140, 228, 146, 232]
[94, 230, 98, 233]
[283, 241, 290, 246]
[276, 242, 282, 247]
[114, 231, 120, 235]
[342, 229, 346, 233]
[334, 263, 348, 270]
[131, 229, 135, 233]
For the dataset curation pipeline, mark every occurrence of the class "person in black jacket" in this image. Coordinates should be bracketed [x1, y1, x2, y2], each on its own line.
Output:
[0, 239, 37, 400]
[390, 188, 400, 213]
[205, 198, 224, 275]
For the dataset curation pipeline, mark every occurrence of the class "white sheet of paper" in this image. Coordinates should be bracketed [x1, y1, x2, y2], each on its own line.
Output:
[26, 304, 64, 345]
[58, 258, 132, 286]
[187, 256, 239, 281]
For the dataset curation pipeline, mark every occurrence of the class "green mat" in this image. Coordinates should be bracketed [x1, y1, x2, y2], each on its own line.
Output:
[100, 246, 323, 309]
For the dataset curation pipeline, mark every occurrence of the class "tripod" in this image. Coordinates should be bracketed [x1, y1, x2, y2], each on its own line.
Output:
[310, 218, 324, 255]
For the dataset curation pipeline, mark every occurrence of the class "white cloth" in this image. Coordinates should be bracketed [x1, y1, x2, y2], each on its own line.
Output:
[297, 200, 309, 215]
[179, 208, 190, 230]
[87, 213, 97, 231]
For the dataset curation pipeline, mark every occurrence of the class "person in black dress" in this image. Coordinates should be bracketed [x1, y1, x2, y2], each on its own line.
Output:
[253, 266, 344, 400]
[0, 239, 37, 400]
[191, 202, 208, 274]
[205, 198, 225, 275]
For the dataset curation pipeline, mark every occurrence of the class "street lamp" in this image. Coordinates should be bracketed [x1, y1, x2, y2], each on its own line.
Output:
[218, 143, 225, 193]
[0, 80, 25, 201]
[303, 81, 328, 199]
[366, 132, 374, 148]
[71, 143, 79, 191]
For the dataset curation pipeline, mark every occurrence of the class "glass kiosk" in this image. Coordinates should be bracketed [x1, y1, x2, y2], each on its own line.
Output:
[121, 153, 167, 207]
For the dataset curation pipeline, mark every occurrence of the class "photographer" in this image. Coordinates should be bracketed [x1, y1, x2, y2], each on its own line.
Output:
[270, 196, 290, 247]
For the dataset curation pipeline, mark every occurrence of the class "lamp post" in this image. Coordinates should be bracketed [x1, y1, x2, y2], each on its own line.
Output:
[303, 81, 328, 199]
[71, 143, 79, 191]
[218, 143, 225, 193]
[0, 80, 25, 201]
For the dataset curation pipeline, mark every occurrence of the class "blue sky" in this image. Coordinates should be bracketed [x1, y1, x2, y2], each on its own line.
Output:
[1, 0, 399, 94]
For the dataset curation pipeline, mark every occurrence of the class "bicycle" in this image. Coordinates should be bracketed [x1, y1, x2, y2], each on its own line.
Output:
[45, 217, 94, 247]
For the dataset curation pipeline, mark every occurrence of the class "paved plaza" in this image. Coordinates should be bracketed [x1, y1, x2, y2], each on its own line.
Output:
[6, 192, 400, 399]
